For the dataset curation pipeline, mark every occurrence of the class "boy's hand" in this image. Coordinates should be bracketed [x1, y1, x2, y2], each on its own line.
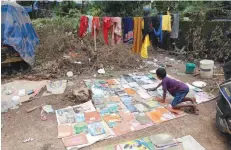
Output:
[147, 87, 157, 91]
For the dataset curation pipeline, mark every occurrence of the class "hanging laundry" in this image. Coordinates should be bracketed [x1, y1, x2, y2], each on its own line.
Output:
[142, 17, 152, 41]
[141, 35, 150, 58]
[92, 17, 100, 36]
[170, 13, 179, 39]
[132, 17, 142, 54]
[162, 15, 171, 32]
[78, 16, 88, 38]
[111, 17, 122, 45]
[123, 17, 134, 43]
[152, 15, 162, 43]
[103, 17, 112, 45]
[87, 15, 93, 33]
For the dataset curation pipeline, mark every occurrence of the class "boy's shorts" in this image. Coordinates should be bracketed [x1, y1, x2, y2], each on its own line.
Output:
[171, 88, 189, 107]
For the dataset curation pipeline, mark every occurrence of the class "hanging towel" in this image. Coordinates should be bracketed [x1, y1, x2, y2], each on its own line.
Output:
[111, 17, 122, 45]
[170, 13, 179, 39]
[92, 17, 100, 36]
[123, 17, 134, 43]
[79, 16, 88, 38]
[87, 15, 93, 33]
[162, 15, 171, 32]
[103, 17, 112, 45]
[142, 17, 152, 41]
[141, 35, 150, 58]
[132, 17, 142, 54]
[153, 15, 162, 43]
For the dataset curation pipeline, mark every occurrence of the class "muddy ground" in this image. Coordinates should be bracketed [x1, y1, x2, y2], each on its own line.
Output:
[1, 52, 231, 150]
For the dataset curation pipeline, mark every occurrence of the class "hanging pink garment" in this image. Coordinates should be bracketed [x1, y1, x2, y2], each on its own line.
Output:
[111, 17, 122, 45]
[103, 17, 112, 45]
[92, 17, 100, 36]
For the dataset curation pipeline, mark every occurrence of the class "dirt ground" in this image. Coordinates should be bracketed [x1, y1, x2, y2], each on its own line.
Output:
[1, 53, 231, 150]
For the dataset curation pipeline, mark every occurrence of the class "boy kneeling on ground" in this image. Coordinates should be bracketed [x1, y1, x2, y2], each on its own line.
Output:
[149, 68, 199, 115]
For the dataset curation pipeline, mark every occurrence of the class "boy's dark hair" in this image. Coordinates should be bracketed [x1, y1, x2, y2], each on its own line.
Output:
[156, 68, 166, 79]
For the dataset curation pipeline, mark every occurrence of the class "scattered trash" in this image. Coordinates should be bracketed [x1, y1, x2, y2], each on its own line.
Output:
[6, 89, 13, 95]
[192, 81, 207, 88]
[18, 89, 26, 97]
[66, 71, 73, 77]
[169, 58, 175, 62]
[98, 68, 105, 74]
[45, 80, 67, 95]
[153, 59, 158, 62]
[166, 64, 172, 67]
[27, 90, 34, 95]
[68, 51, 78, 58]
[23, 138, 34, 143]
[40, 110, 47, 121]
[42, 105, 54, 113]
[11, 96, 21, 109]
[93, 74, 97, 77]
[150, 70, 156, 74]
[67, 81, 74, 87]
[2, 80, 47, 104]
[74, 61, 82, 64]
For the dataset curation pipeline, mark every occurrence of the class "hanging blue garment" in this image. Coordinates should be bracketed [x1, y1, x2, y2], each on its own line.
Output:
[122, 17, 134, 43]
[153, 15, 162, 43]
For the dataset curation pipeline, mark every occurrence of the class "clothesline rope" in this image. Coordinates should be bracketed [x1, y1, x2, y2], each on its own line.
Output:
[34, 5, 230, 17]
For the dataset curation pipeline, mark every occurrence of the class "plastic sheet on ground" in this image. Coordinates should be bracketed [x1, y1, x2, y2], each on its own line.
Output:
[1, 80, 47, 112]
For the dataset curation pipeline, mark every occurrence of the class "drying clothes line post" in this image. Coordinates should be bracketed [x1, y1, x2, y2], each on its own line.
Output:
[94, 25, 96, 51]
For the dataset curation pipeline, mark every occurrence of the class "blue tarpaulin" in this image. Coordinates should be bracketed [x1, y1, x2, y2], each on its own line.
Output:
[1, 2, 39, 66]
[23, 1, 38, 13]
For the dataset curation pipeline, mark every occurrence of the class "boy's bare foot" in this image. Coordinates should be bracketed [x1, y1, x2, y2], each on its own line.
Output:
[192, 97, 199, 111]
[192, 105, 199, 115]
[192, 97, 197, 104]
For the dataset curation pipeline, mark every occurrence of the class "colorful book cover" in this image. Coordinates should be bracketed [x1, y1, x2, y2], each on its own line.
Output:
[134, 103, 149, 112]
[58, 124, 73, 138]
[103, 113, 122, 128]
[84, 111, 101, 123]
[88, 122, 105, 136]
[107, 103, 119, 113]
[134, 112, 153, 125]
[99, 107, 110, 116]
[62, 134, 88, 147]
[125, 104, 137, 112]
[113, 122, 133, 136]
[75, 112, 85, 123]
[120, 95, 132, 105]
[73, 122, 88, 134]
[124, 88, 137, 95]
[119, 137, 154, 150]
[146, 107, 174, 124]
[119, 111, 135, 121]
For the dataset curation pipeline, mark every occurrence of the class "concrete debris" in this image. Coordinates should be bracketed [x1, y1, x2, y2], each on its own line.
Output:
[71, 88, 92, 103]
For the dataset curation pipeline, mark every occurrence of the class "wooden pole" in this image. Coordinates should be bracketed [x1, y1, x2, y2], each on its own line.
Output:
[94, 25, 96, 51]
